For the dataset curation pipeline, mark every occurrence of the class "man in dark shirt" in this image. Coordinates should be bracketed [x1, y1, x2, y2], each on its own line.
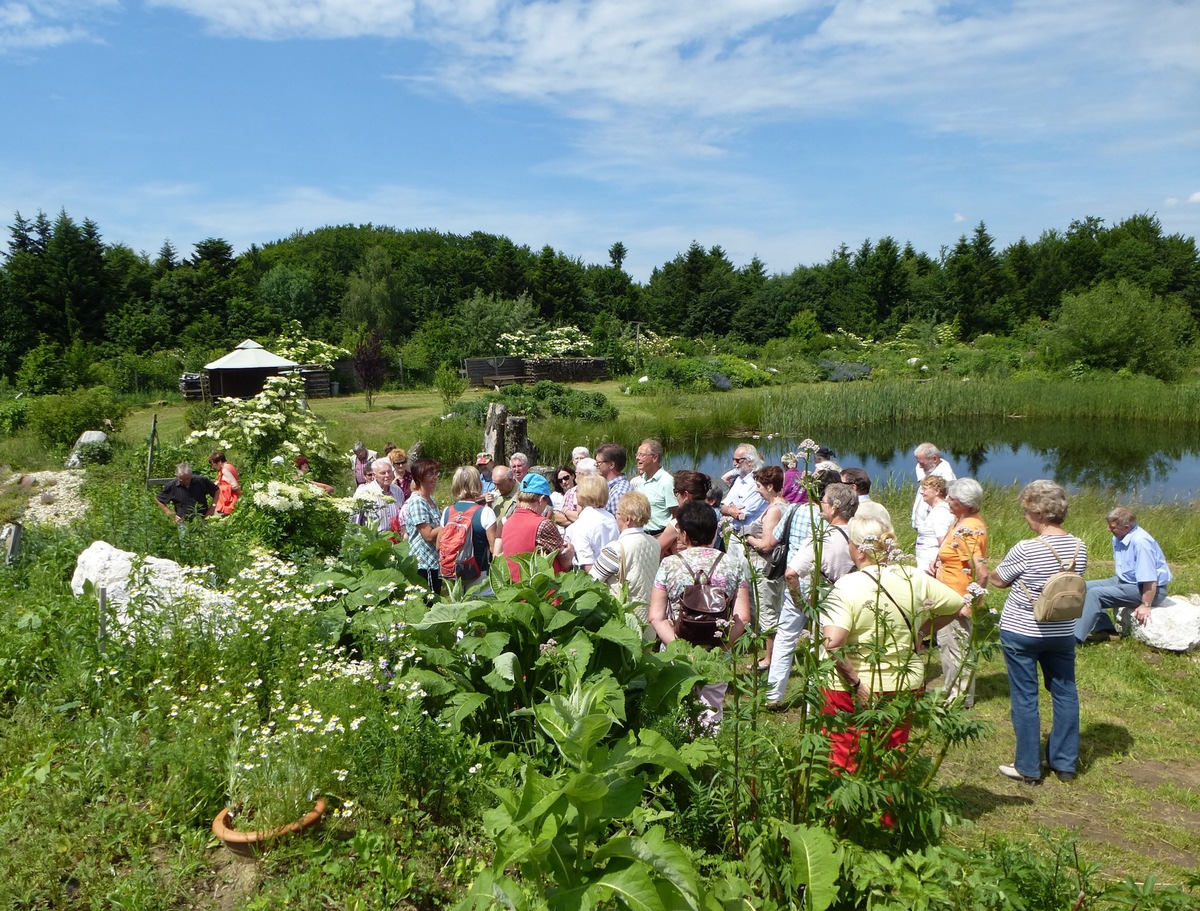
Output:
[156, 462, 218, 522]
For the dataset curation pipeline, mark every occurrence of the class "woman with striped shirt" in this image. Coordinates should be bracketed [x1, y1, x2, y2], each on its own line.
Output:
[988, 480, 1088, 785]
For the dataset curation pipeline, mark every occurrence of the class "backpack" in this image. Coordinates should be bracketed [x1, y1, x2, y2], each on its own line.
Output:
[439, 503, 483, 581]
[764, 506, 796, 581]
[672, 552, 734, 648]
[1017, 539, 1086, 622]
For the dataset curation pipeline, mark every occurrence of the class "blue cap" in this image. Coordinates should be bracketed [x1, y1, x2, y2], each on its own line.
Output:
[520, 473, 552, 496]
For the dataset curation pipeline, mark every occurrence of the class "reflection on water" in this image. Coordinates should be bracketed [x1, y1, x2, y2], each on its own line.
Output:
[682, 418, 1200, 503]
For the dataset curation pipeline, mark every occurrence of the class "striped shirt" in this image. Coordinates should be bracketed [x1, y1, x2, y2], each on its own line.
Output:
[995, 534, 1088, 638]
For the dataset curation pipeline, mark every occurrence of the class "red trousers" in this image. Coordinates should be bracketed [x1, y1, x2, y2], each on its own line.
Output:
[820, 687, 912, 774]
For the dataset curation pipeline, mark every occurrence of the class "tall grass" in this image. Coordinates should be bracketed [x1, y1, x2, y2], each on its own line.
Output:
[762, 377, 1200, 430]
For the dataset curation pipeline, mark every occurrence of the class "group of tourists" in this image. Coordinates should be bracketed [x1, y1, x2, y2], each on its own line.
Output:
[155, 431, 1174, 783]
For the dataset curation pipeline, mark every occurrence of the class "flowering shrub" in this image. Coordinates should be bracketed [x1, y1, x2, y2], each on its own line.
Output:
[272, 320, 350, 369]
[498, 325, 592, 358]
[187, 372, 339, 477]
[229, 478, 353, 557]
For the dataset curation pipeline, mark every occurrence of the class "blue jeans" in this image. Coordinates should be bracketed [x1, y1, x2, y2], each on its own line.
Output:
[1000, 629, 1079, 778]
[1075, 577, 1167, 642]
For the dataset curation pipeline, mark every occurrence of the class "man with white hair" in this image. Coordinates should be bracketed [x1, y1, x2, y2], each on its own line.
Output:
[352, 458, 406, 532]
[720, 443, 767, 533]
[156, 462, 218, 523]
[509, 452, 530, 484]
[1075, 507, 1172, 643]
[633, 438, 673, 534]
[571, 446, 590, 466]
[911, 442, 955, 529]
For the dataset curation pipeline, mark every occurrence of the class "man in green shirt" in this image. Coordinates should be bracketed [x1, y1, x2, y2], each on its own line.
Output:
[634, 438, 674, 535]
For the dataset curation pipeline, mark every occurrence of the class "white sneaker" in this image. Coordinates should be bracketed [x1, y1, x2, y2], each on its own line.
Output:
[998, 763, 1042, 785]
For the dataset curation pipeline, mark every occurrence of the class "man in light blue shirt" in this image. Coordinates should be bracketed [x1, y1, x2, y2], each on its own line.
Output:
[1075, 507, 1172, 643]
[633, 438, 673, 534]
[720, 443, 767, 533]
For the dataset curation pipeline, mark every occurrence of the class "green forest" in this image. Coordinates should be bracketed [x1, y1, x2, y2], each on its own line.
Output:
[1, 209, 1198, 397]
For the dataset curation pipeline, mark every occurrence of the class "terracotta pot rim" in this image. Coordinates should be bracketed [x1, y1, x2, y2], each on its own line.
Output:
[212, 797, 327, 844]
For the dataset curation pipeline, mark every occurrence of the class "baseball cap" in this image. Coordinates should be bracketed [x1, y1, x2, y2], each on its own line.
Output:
[520, 473, 552, 496]
[476, 452, 493, 466]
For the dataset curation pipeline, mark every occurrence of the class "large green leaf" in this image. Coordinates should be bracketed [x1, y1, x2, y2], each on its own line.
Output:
[458, 630, 511, 659]
[546, 609, 583, 633]
[591, 828, 704, 908]
[589, 864, 664, 911]
[440, 692, 489, 730]
[786, 823, 843, 911]
[414, 602, 469, 630]
[483, 651, 521, 692]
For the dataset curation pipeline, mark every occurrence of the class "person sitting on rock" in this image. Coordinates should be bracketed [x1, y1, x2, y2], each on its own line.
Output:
[1075, 507, 1172, 643]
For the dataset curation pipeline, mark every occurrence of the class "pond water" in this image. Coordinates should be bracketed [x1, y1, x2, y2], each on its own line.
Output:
[677, 418, 1200, 503]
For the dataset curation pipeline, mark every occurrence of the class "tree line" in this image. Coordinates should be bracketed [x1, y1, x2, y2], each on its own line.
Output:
[1, 209, 1197, 392]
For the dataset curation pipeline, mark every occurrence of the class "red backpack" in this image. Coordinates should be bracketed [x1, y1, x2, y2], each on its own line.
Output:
[439, 503, 483, 581]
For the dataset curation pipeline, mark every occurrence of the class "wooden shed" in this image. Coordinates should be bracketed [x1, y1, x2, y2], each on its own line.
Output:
[203, 340, 300, 399]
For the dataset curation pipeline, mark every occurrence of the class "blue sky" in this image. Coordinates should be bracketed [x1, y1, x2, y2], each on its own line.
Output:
[2, 0, 1198, 281]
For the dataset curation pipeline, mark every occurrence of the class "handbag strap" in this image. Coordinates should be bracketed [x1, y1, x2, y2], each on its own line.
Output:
[873, 569, 919, 639]
[774, 505, 796, 548]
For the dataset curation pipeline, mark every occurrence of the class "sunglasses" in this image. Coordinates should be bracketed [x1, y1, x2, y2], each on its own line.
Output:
[558, 475, 573, 482]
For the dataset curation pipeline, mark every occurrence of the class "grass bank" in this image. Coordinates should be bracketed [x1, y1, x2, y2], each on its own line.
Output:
[762, 376, 1200, 429]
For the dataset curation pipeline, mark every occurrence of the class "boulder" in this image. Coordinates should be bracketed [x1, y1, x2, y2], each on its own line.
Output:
[65, 430, 108, 469]
[1121, 595, 1200, 653]
[71, 540, 232, 637]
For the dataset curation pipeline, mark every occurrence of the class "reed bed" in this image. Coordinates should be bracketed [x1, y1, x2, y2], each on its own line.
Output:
[762, 377, 1200, 430]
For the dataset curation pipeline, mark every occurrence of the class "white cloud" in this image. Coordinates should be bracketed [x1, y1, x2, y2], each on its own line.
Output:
[1190, 192, 1200, 204]
[143, 0, 417, 39]
[0, 1, 113, 53]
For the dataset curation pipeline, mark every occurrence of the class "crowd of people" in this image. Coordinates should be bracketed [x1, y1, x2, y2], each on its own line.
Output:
[155, 434, 1174, 783]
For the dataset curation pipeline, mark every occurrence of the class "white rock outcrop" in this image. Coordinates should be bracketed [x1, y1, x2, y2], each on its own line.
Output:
[71, 540, 232, 637]
[1120, 595, 1200, 653]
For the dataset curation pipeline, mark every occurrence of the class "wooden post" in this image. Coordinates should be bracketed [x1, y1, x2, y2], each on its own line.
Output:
[484, 403, 508, 465]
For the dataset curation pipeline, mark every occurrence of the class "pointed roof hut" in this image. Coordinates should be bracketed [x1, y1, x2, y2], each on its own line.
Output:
[203, 340, 299, 398]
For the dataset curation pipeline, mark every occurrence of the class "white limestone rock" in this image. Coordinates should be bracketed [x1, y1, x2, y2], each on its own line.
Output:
[71, 540, 232, 638]
[65, 430, 108, 469]
[1121, 595, 1200, 653]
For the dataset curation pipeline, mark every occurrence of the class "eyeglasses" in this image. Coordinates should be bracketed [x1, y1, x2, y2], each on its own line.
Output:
[557, 475, 572, 482]
[733, 456, 750, 463]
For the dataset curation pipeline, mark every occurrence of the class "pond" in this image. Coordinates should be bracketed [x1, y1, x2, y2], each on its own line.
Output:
[679, 417, 1200, 503]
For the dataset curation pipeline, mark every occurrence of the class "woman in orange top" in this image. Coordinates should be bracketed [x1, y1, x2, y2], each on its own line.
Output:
[934, 477, 987, 707]
[208, 451, 242, 516]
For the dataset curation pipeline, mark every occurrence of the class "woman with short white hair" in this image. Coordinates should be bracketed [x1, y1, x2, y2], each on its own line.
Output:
[934, 477, 988, 707]
[563, 474, 618, 572]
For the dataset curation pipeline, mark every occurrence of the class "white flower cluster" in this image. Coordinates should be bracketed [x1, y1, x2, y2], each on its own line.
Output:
[273, 321, 349, 370]
[251, 480, 310, 513]
[498, 325, 593, 358]
[186, 372, 337, 467]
